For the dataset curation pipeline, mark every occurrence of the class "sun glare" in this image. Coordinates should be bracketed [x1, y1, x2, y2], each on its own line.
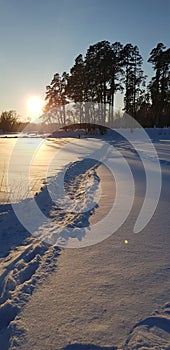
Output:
[27, 96, 43, 117]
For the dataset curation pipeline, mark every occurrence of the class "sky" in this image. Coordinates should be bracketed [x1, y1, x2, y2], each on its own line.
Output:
[0, 0, 170, 120]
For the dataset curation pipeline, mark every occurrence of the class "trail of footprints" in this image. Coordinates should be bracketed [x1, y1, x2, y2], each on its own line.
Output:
[0, 239, 59, 331]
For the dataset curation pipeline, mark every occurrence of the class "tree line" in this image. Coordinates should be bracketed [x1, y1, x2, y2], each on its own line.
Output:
[0, 111, 19, 132]
[43, 41, 170, 128]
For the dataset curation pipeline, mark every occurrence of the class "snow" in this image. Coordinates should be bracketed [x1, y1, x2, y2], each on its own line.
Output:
[0, 203, 59, 349]
[124, 303, 170, 349]
[0, 127, 170, 349]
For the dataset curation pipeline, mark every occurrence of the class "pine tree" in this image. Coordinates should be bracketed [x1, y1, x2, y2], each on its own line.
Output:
[122, 44, 146, 118]
[148, 43, 170, 126]
[67, 54, 86, 123]
[108, 42, 124, 126]
[85, 40, 113, 124]
[44, 72, 69, 125]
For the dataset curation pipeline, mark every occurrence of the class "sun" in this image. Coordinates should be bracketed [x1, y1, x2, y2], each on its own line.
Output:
[27, 96, 43, 117]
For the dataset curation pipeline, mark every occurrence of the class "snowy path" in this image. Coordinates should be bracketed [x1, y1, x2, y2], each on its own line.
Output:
[0, 135, 170, 349]
[6, 139, 170, 349]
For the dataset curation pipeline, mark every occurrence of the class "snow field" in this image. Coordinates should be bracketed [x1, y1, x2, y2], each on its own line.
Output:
[0, 128, 169, 349]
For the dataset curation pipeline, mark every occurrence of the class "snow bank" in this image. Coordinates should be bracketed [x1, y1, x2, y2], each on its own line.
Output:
[49, 127, 170, 141]
[50, 129, 83, 138]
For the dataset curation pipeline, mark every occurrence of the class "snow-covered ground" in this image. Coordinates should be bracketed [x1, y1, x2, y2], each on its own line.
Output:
[0, 128, 170, 349]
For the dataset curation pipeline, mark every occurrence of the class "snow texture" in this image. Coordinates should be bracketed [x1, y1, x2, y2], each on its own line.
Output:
[0, 202, 60, 348]
[0, 127, 170, 349]
[124, 302, 170, 349]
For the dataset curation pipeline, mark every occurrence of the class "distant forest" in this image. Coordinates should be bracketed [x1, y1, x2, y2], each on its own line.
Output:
[42, 41, 170, 128]
[0, 41, 170, 132]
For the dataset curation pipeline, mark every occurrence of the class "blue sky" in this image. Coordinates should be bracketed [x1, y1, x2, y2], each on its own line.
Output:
[0, 0, 170, 118]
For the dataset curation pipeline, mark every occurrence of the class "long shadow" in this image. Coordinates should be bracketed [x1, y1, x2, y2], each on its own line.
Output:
[108, 131, 170, 167]
[0, 202, 31, 258]
[62, 344, 117, 350]
[133, 315, 170, 333]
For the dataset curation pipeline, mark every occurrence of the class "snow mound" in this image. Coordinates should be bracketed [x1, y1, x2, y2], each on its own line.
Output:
[123, 303, 170, 349]
[50, 129, 83, 138]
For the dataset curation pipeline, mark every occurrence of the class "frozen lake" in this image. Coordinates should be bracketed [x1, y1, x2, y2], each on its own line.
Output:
[0, 136, 68, 203]
[0, 134, 170, 204]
